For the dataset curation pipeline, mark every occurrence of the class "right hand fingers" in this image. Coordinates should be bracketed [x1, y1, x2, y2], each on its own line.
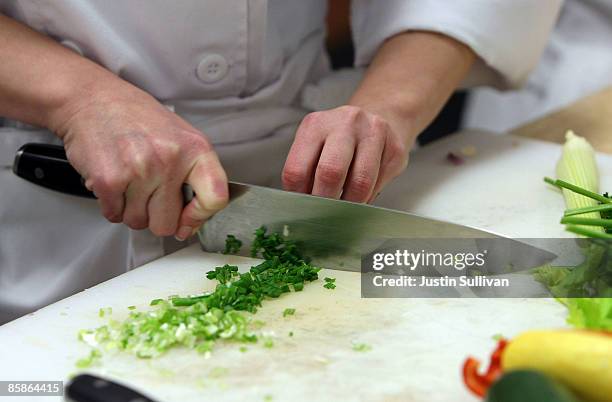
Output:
[146, 183, 183, 237]
[85, 172, 128, 224]
[175, 151, 228, 241]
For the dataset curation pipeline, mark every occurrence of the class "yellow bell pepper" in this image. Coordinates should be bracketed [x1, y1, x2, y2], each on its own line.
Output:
[502, 330, 612, 402]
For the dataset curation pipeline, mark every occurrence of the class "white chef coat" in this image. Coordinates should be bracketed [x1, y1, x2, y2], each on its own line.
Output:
[0, 0, 561, 324]
[464, 0, 612, 133]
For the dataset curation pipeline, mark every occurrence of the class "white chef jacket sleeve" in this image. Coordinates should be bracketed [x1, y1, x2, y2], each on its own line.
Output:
[351, 0, 562, 89]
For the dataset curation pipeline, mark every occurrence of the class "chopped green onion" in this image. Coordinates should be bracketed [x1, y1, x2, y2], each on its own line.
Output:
[98, 307, 112, 318]
[351, 342, 372, 352]
[564, 203, 612, 217]
[282, 308, 296, 317]
[223, 235, 242, 255]
[544, 176, 559, 187]
[77, 226, 321, 362]
[323, 277, 336, 289]
[565, 225, 612, 239]
[560, 217, 612, 228]
[75, 349, 101, 368]
[551, 179, 611, 204]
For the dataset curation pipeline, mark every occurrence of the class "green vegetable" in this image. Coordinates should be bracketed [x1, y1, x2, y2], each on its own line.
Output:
[251, 226, 307, 265]
[547, 178, 611, 205]
[538, 131, 612, 331]
[565, 225, 612, 239]
[77, 226, 320, 362]
[75, 349, 101, 368]
[282, 308, 296, 317]
[263, 338, 274, 348]
[223, 235, 242, 255]
[533, 240, 612, 298]
[555, 130, 602, 233]
[560, 217, 612, 228]
[323, 277, 336, 290]
[564, 203, 612, 217]
[563, 298, 612, 330]
[352, 342, 372, 352]
[485, 370, 580, 402]
[98, 307, 112, 318]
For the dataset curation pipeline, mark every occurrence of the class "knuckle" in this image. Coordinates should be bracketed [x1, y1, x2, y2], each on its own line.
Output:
[153, 138, 182, 165]
[124, 218, 148, 231]
[350, 173, 374, 198]
[123, 212, 148, 230]
[316, 162, 344, 186]
[301, 112, 322, 128]
[386, 139, 407, 162]
[91, 173, 125, 194]
[186, 132, 213, 152]
[369, 115, 389, 133]
[103, 211, 122, 223]
[150, 222, 177, 237]
[337, 105, 362, 124]
[282, 166, 307, 189]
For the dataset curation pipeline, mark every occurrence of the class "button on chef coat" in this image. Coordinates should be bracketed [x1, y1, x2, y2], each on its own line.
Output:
[197, 54, 230, 84]
[0, 0, 562, 324]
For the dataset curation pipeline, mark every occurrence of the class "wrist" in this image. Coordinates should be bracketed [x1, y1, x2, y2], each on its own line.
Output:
[348, 31, 475, 145]
[348, 93, 421, 147]
[46, 68, 148, 138]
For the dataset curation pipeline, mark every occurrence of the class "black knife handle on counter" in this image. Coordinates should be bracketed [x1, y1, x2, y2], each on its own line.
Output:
[13, 143, 195, 202]
[13, 143, 96, 199]
[66, 374, 159, 402]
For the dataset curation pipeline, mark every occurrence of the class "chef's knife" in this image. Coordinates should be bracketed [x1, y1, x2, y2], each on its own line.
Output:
[13, 143, 557, 273]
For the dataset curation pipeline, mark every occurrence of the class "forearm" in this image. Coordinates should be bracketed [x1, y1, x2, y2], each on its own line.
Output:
[0, 14, 137, 132]
[349, 31, 476, 144]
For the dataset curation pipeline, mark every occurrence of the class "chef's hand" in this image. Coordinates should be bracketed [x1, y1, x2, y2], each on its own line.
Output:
[0, 15, 228, 240]
[282, 32, 475, 202]
[50, 84, 228, 240]
[282, 106, 409, 203]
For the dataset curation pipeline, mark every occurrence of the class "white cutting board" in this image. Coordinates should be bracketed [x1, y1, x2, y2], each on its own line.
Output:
[0, 131, 610, 402]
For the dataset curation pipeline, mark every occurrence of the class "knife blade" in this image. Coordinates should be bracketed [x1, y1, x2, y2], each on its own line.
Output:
[13, 142, 557, 273]
[199, 182, 558, 272]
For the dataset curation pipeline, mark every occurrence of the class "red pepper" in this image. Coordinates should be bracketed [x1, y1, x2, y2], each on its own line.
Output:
[462, 339, 508, 398]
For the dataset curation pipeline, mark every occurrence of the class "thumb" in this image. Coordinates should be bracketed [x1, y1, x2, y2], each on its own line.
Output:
[175, 153, 228, 241]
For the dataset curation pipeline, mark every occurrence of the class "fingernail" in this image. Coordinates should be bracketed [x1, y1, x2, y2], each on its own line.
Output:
[175, 226, 192, 241]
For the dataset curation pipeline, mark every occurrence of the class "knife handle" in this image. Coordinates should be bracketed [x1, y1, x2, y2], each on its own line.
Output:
[13, 143, 96, 199]
[66, 374, 159, 402]
[13, 142, 194, 202]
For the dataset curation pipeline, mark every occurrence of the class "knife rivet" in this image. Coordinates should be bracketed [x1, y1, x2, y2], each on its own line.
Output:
[92, 379, 108, 388]
[34, 167, 44, 180]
